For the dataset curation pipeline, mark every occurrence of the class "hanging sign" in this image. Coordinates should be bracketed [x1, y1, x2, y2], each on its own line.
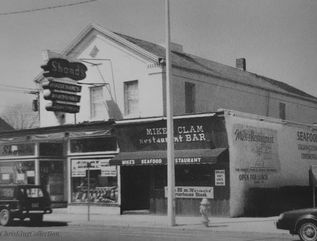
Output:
[41, 58, 87, 81]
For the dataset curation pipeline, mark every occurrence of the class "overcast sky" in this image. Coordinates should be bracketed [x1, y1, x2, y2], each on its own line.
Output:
[0, 0, 317, 113]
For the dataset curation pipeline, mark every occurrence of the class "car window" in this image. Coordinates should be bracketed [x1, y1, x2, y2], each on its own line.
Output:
[25, 187, 44, 198]
[0, 187, 15, 199]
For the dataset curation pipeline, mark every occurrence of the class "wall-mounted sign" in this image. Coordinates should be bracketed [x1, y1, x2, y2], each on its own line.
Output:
[164, 186, 214, 199]
[41, 58, 87, 81]
[116, 116, 226, 152]
[215, 170, 226, 186]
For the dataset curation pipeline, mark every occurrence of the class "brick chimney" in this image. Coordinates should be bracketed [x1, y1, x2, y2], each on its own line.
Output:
[236, 58, 246, 71]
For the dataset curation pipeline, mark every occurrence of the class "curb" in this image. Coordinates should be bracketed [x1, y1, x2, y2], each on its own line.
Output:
[45, 214, 287, 234]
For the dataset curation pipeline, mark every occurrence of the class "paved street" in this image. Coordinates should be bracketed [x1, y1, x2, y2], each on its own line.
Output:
[0, 221, 295, 241]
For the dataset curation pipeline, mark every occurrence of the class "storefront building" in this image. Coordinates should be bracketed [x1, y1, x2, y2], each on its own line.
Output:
[0, 121, 119, 212]
[2, 109, 317, 217]
[110, 113, 229, 216]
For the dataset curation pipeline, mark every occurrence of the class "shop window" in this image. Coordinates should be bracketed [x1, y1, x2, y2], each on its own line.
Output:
[175, 165, 212, 186]
[40, 161, 64, 202]
[279, 102, 286, 120]
[124, 80, 139, 116]
[70, 137, 117, 153]
[90, 86, 106, 119]
[71, 159, 118, 204]
[0, 161, 35, 184]
[39, 143, 63, 156]
[185, 82, 195, 113]
[0, 143, 35, 157]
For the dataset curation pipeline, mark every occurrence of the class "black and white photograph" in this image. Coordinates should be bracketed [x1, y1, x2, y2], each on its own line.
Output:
[0, 0, 317, 240]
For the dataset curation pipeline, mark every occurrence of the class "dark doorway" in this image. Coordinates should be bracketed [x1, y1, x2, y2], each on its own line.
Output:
[120, 166, 151, 213]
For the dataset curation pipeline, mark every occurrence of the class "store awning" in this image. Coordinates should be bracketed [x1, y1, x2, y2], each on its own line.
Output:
[109, 148, 227, 166]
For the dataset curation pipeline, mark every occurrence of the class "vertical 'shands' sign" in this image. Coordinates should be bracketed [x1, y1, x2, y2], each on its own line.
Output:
[41, 58, 87, 114]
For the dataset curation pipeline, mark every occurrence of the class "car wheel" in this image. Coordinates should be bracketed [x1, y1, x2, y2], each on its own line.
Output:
[0, 209, 12, 226]
[299, 222, 317, 241]
[30, 214, 43, 224]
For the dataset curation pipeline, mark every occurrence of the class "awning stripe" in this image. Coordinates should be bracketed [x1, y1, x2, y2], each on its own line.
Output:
[109, 148, 227, 166]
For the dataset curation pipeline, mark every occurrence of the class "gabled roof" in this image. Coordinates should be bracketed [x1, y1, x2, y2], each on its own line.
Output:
[116, 32, 317, 101]
[35, 23, 317, 102]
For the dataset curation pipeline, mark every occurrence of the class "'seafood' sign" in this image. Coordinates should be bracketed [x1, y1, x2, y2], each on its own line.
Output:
[164, 186, 214, 199]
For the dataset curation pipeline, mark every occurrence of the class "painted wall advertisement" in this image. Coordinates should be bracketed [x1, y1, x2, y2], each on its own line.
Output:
[226, 113, 317, 186]
[224, 110, 317, 216]
[230, 122, 279, 185]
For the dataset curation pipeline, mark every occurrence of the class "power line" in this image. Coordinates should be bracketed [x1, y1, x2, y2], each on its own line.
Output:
[0, 88, 38, 95]
[0, 83, 36, 92]
[0, 0, 97, 16]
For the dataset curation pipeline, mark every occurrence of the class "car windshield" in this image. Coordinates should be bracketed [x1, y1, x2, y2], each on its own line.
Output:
[25, 187, 44, 198]
[0, 187, 15, 199]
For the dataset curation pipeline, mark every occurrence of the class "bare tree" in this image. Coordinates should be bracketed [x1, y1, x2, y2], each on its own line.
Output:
[1, 103, 39, 130]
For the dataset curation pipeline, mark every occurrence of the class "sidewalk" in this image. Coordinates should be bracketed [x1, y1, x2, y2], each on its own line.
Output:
[45, 208, 288, 234]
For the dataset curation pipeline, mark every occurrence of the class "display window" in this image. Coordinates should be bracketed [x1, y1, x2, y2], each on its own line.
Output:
[0, 143, 35, 157]
[70, 137, 117, 153]
[71, 159, 118, 204]
[0, 161, 35, 184]
[39, 143, 63, 156]
[40, 161, 65, 202]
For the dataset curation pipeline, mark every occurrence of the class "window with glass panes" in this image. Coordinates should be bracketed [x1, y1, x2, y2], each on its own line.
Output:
[90, 86, 105, 119]
[124, 80, 139, 116]
[185, 82, 195, 113]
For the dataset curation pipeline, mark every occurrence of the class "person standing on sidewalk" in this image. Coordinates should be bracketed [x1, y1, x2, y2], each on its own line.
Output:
[200, 198, 210, 227]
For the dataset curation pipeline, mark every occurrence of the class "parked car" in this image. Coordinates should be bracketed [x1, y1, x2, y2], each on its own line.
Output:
[276, 208, 317, 241]
[0, 184, 52, 226]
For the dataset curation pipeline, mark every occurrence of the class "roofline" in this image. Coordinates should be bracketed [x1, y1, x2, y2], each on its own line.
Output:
[170, 64, 317, 104]
[115, 112, 217, 125]
[222, 109, 317, 129]
[33, 23, 317, 104]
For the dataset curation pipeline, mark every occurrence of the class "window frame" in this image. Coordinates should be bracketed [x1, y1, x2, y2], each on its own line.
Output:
[90, 86, 105, 120]
[279, 102, 286, 120]
[124, 80, 139, 116]
[185, 82, 196, 113]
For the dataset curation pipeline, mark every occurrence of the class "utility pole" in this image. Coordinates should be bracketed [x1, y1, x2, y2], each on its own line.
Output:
[165, 0, 176, 226]
[87, 162, 91, 221]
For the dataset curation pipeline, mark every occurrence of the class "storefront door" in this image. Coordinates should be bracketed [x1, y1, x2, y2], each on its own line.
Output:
[121, 166, 151, 212]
